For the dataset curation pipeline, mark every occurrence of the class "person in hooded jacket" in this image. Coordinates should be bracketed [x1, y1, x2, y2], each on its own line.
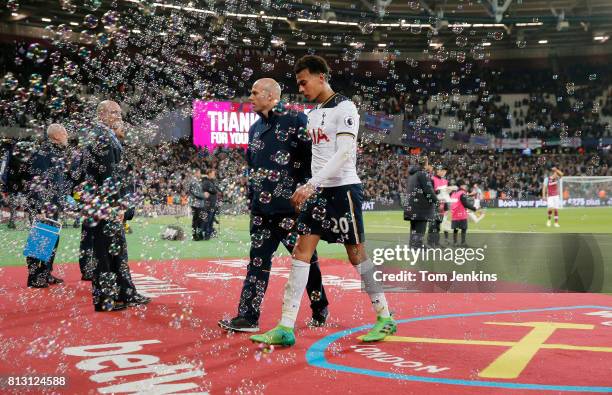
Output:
[404, 156, 438, 249]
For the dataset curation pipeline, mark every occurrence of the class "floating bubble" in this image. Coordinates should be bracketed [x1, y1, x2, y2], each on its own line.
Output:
[102, 10, 119, 28]
[312, 206, 326, 221]
[252, 257, 263, 267]
[359, 22, 374, 35]
[456, 36, 468, 47]
[516, 40, 527, 48]
[258, 191, 272, 204]
[279, 217, 295, 230]
[42, 25, 55, 40]
[492, 31, 504, 40]
[55, 24, 73, 42]
[6, 0, 19, 12]
[83, 14, 98, 29]
[275, 129, 288, 142]
[84, 0, 102, 11]
[241, 68, 253, 81]
[251, 233, 264, 248]
[78, 46, 91, 60]
[26, 43, 48, 63]
[29, 73, 42, 86]
[15, 87, 31, 103]
[272, 150, 290, 165]
[297, 223, 311, 235]
[80, 30, 95, 45]
[64, 61, 79, 76]
[48, 97, 65, 112]
[2, 72, 18, 91]
[97, 32, 111, 48]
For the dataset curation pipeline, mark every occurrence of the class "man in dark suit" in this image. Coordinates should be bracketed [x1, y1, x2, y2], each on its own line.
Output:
[218, 78, 329, 332]
[85, 100, 150, 311]
[188, 168, 205, 241]
[201, 168, 220, 240]
[404, 156, 438, 248]
[26, 124, 69, 288]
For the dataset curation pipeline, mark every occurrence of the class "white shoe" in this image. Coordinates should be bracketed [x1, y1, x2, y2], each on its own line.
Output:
[554, 223, 560, 228]
[547, 220, 551, 227]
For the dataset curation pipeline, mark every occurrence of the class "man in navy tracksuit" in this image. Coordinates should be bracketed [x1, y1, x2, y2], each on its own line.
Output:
[218, 78, 329, 332]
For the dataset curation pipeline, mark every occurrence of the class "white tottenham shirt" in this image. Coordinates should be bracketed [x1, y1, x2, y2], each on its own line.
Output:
[306, 93, 361, 187]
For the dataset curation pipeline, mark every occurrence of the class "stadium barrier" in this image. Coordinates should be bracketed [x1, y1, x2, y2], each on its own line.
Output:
[496, 197, 612, 208]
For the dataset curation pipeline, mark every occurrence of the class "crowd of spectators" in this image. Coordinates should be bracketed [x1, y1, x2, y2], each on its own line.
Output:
[116, 140, 612, 213]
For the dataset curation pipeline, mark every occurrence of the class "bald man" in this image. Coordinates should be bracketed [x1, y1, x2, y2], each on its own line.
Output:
[218, 78, 329, 332]
[26, 124, 70, 288]
[84, 100, 149, 311]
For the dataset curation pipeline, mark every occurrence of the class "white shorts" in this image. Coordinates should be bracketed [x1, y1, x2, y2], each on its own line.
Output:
[547, 196, 561, 209]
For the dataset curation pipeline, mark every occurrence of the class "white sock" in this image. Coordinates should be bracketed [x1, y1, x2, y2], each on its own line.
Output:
[354, 259, 391, 318]
[279, 259, 311, 328]
[468, 212, 483, 223]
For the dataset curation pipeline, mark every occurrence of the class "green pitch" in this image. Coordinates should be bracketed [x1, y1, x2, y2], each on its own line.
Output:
[1, 207, 611, 267]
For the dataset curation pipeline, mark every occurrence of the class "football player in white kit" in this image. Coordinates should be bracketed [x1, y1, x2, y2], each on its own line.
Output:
[251, 55, 396, 346]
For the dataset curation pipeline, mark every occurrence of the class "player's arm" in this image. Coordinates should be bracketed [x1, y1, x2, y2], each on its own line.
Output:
[460, 194, 477, 211]
[553, 167, 564, 177]
[291, 102, 359, 209]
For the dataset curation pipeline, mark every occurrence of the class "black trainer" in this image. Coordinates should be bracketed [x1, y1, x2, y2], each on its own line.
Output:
[126, 294, 152, 307]
[310, 307, 329, 327]
[218, 316, 259, 333]
[47, 274, 64, 285]
[94, 301, 128, 312]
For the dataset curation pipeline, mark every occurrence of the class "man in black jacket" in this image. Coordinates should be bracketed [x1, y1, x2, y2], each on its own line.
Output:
[26, 124, 69, 288]
[218, 78, 329, 332]
[404, 156, 438, 249]
[201, 168, 219, 240]
[85, 100, 150, 311]
[188, 168, 205, 241]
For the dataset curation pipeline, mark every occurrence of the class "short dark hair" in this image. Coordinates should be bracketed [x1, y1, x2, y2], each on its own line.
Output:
[294, 55, 330, 77]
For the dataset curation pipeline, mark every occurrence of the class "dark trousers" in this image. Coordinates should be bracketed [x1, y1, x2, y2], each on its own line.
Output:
[79, 223, 94, 278]
[203, 208, 216, 239]
[192, 207, 204, 240]
[237, 214, 329, 324]
[427, 218, 448, 246]
[409, 220, 429, 249]
[91, 220, 138, 307]
[26, 237, 58, 286]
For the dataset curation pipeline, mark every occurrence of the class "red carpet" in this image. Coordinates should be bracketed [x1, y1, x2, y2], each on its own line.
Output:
[1, 258, 611, 394]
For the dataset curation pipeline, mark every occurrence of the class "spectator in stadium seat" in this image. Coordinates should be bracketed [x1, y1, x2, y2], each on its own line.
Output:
[218, 78, 329, 333]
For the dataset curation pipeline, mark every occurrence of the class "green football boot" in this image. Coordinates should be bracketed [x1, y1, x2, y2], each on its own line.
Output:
[249, 325, 296, 346]
[360, 316, 397, 342]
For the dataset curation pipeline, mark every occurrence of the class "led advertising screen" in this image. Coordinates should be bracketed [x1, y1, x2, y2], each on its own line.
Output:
[193, 101, 258, 151]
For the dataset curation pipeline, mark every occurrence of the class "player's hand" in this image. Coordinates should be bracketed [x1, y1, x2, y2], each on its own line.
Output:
[291, 183, 316, 212]
[204, 192, 210, 198]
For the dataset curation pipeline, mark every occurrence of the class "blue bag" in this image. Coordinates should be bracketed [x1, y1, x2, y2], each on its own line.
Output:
[23, 219, 62, 263]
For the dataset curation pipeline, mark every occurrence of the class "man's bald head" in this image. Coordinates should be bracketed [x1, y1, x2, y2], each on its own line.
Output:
[249, 78, 282, 116]
[253, 78, 281, 100]
[97, 100, 123, 132]
[47, 123, 68, 146]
